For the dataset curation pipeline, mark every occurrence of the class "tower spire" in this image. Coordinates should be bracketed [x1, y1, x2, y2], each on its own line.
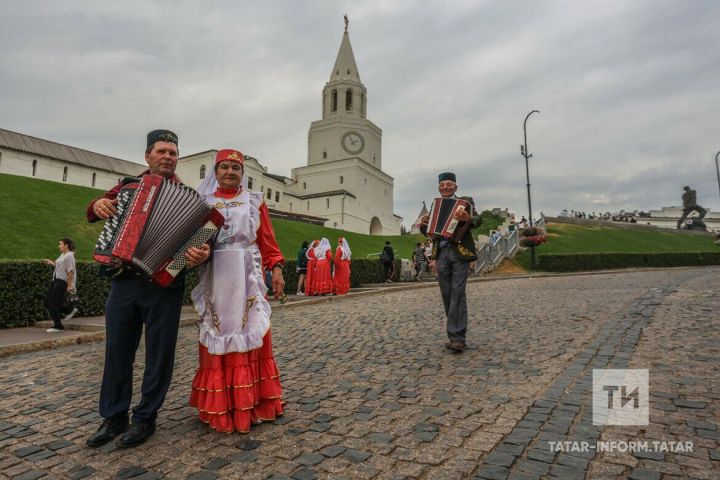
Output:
[330, 16, 361, 82]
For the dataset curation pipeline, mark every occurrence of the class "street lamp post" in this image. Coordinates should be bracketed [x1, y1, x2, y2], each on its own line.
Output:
[715, 151, 720, 205]
[521, 109, 540, 269]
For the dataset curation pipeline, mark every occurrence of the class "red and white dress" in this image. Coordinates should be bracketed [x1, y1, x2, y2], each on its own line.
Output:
[190, 187, 284, 433]
[333, 246, 351, 295]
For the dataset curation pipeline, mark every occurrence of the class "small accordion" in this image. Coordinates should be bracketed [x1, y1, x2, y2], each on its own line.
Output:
[93, 174, 224, 287]
[426, 197, 472, 240]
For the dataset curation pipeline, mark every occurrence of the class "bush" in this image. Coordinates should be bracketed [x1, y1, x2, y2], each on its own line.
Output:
[0, 258, 393, 329]
[538, 252, 720, 272]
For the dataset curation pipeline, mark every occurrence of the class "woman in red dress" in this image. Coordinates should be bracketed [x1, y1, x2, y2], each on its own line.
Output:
[189, 149, 285, 433]
[333, 237, 351, 295]
[304, 239, 319, 296]
[311, 237, 333, 295]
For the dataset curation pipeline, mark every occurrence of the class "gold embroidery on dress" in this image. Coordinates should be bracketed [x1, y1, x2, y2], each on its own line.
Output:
[242, 295, 257, 329]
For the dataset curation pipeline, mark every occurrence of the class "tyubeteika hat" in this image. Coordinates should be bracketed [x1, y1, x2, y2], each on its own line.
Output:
[146, 129, 178, 147]
[215, 149, 245, 166]
[438, 172, 456, 183]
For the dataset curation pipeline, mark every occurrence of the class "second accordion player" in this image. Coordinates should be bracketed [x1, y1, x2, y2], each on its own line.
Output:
[93, 174, 225, 287]
[426, 197, 472, 241]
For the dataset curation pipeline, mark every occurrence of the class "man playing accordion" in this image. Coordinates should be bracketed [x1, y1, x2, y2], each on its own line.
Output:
[419, 172, 481, 353]
[85, 130, 210, 449]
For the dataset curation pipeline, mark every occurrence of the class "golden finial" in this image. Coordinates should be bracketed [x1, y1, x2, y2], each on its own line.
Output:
[344, 14, 349, 33]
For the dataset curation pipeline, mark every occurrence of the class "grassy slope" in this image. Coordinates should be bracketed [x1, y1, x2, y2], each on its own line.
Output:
[540, 223, 717, 253]
[516, 222, 719, 269]
[0, 173, 504, 261]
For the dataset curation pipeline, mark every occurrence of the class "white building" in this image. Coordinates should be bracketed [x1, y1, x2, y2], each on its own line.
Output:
[1, 23, 402, 235]
[176, 24, 402, 235]
[0, 128, 144, 190]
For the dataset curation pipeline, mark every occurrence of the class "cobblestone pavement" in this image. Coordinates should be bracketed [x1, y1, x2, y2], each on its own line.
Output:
[1, 268, 718, 479]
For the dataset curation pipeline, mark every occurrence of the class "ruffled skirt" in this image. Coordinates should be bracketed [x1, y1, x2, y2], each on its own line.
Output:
[333, 260, 350, 295]
[310, 259, 333, 295]
[189, 331, 283, 433]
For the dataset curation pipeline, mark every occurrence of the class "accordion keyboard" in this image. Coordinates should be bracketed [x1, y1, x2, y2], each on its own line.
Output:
[94, 187, 135, 260]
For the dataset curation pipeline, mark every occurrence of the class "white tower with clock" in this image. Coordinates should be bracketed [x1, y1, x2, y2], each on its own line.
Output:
[287, 20, 401, 235]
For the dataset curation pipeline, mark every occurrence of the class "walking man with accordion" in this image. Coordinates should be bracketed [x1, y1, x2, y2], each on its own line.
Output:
[419, 172, 481, 353]
[85, 130, 211, 448]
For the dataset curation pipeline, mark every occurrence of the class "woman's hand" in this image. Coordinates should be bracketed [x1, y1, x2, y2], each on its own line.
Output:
[43, 259, 54, 266]
[185, 244, 211, 268]
[271, 266, 285, 299]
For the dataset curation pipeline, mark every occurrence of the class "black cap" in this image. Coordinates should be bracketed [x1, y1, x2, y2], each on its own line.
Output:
[147, 129, 178, 148]
[438, 172, 456, 183]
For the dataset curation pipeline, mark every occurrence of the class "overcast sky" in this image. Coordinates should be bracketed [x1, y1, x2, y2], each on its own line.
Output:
[2, 0, 719, 227]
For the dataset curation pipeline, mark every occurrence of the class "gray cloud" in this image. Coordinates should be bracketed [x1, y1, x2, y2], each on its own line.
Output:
[2, 0, 719, 228]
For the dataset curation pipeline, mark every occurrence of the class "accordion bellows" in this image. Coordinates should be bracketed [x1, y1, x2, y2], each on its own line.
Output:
[426, 197, 471, 240]
[94, 175, 224, 287]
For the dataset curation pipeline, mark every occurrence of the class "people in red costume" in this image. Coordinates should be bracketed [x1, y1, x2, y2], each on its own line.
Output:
[333, 237, 351, 295]
[308, 237, 333, 295]
[189, 149, 285, 433]
[304, 239, 319, 296]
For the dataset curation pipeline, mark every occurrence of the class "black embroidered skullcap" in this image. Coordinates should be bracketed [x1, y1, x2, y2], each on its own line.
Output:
[438, 172, 456, 183]
[147, 129, 178, 147]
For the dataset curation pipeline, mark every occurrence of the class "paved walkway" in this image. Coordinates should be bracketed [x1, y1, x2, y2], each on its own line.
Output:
[0, 268, 718, 479]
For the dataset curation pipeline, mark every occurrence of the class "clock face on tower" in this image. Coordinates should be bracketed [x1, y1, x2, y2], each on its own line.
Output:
[341, 131, 365, 155]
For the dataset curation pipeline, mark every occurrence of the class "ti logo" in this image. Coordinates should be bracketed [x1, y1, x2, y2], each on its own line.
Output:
[593, 369, 649, 425]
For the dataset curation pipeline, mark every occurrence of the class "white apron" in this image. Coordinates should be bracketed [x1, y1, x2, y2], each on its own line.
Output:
[191, 190, 271, 355]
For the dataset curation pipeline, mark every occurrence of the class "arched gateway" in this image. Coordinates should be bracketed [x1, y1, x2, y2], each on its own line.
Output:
[369, 217, 382, 235]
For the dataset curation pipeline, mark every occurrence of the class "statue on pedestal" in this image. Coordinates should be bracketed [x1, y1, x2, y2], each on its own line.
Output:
[676, 185, 707, 229]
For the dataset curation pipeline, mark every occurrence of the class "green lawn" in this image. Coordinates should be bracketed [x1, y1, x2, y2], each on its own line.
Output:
[540, 223, 717, 253]
[516, 222, 719, 269]
[0, 173, 503, 261]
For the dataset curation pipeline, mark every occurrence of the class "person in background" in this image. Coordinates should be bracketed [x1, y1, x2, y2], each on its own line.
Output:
[189, 148, 285, 433]
[304, 239, 319, 296]
[412, 241, 429, 282]
[295, 240, 309, 296]
[43, 237, 77, 332]
[333, 237, 351, 295]
[311, 237, 333, 295]
[382, 240, 395, 283]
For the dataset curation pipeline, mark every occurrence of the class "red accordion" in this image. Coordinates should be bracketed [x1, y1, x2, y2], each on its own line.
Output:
[93, 175, 224, 287]
[426, 197, 472, 240]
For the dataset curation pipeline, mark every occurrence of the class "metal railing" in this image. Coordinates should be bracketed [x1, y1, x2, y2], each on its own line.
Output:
[473, 228, 519, 274]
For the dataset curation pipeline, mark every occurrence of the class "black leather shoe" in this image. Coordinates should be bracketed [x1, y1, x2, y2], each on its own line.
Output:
[86, 416, 129, 447]
[116, 420, 156, 448]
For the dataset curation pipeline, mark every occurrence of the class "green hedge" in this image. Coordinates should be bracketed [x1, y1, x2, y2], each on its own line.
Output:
[538, 252, 720, 272]
[0, 258, 394, 329]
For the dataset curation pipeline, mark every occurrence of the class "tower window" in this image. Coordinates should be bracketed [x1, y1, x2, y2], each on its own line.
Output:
[326, 198, 330, 209]
[361, 92, 366, 117]
[32, 159, 37, 176]
[364, 178, 367, 185]
[323, 150, 327, 159]
[339, 176, 343, 184]
[303, 182, 307, 190]
[307, 201, 310, 211]
[62, 166, 68, 182]
[199, 164, 206, 179]
[92, 172, 96, 187]
[267, 188, 272, 200]
[248, 177, 253, 189]
[289, 202, 293, 212]
[275, 191, 280, 202]
[331, 89, 338, 112]
[346, 89, 353, 110]
[373, 155, 376, 164]
[347, 69, 350, 74]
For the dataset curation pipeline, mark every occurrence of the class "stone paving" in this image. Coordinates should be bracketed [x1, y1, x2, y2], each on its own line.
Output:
[0, 268, 718, 479]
